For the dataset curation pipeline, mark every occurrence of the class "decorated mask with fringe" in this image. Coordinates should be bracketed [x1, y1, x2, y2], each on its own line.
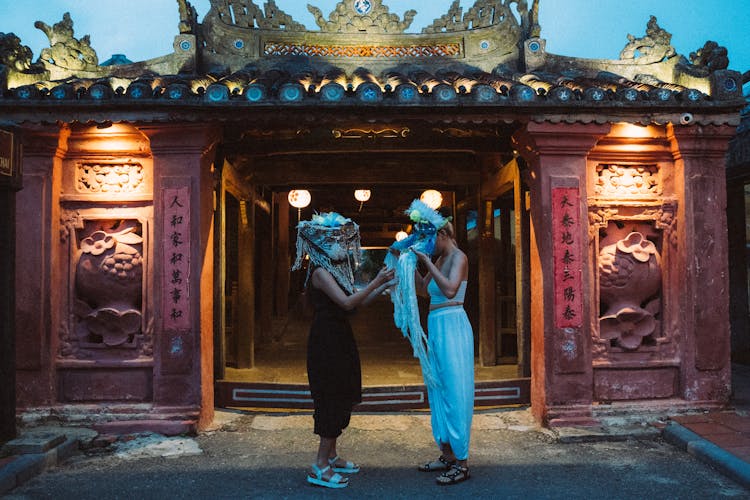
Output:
[383, 198, 451, 390]
[291, 212, 362, 294]
[389, 198, 450, 256]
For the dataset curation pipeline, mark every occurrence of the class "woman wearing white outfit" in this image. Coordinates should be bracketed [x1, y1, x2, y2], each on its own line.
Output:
[412, 220, 474, 485]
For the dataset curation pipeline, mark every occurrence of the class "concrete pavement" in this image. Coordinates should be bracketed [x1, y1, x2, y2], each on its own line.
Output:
[659, 362, 750, 490]
[4, 363, 750, 498]
[2, 406, 748, 499]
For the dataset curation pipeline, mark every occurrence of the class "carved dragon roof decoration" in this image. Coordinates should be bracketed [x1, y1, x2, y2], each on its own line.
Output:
[307, 0, 416, 34]
[0, 0, 744, 126]
[198, 0, 536, 74]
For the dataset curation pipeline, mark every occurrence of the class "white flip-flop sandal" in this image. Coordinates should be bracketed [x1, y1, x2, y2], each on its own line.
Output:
[307, 464, 349, 489]
[329, 455, 360, 474]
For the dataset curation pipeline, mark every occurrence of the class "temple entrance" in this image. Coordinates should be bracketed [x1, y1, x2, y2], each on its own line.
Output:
[212, 144, 531, 410]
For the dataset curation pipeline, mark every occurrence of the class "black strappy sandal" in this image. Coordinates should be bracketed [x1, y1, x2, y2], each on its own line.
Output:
[436, 464, 470, 485]
[418, 455, 455, 472]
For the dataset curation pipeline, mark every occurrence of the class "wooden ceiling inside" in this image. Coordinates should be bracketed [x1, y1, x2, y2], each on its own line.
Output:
[223, 119, 517, 245]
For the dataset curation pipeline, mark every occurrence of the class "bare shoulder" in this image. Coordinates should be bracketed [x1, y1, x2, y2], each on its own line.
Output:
[310, 266, 331, 286]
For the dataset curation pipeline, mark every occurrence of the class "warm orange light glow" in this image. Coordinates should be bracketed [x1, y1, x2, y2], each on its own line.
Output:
[395, 231, 408, 241]
[88, 124, 146, 153]
[288, 189, 311, 208]
[354, 189, 371, 202]
[612, 122, 658, 139]
[420, 189, 443, 209]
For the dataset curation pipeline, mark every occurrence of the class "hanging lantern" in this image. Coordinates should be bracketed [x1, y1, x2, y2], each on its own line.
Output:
[354, 189, 371, 202]
[288, 189, 311, 208]
[395, 231, 408, 242]
[420, 189, 442, 209]
[354, 189, 371, 212]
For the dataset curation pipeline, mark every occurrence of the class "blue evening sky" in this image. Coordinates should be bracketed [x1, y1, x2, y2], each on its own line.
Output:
[1, 0, 748, 82]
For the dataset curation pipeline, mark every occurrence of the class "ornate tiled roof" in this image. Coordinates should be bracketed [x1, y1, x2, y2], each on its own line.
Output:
[0, 62, 722, 106]
[0, 0, 744, 124]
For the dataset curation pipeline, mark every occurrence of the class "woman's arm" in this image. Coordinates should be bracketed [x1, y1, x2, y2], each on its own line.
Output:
[414, 250, 467, 299]
[414, 267, 430, 296]
[312, 266, 394, 311]
[362, 277, 397, 306]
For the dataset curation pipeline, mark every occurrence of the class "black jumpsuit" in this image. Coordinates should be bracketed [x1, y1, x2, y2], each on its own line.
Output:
[306, 278, 362, 438]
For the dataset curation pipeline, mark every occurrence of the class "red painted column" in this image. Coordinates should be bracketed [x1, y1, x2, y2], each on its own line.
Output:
[669, 124, 734, 402]
[514, 122, 610, 424]
[14, 126, 65, 408]
[141, 125, 220, 430]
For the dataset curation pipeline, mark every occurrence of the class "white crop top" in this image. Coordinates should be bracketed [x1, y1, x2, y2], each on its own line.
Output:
[428, 280, 467, 306]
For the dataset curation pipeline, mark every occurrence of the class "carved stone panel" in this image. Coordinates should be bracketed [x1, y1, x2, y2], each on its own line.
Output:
[588, 202, 678, 365]
[595, 164, 661, 198]
[60, 210, 152, 360]
[77, 162, 145, 195]
[62, 158, 153, 203]
[598, 230, 661, 350]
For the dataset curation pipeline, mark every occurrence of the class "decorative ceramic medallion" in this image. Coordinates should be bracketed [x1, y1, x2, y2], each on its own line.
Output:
[354, 0, 373, 15]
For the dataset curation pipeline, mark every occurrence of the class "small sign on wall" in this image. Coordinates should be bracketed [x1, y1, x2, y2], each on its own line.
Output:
[162, 186, 191, 331]
[552, 186, 583, 329]
[0, 129, 14, 177]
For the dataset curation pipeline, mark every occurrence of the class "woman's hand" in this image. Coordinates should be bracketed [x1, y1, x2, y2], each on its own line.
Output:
[412, 249, 430, 266]
[375, 266, 395, 286]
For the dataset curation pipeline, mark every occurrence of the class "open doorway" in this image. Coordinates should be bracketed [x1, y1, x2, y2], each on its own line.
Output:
[214, 158, 530, 410]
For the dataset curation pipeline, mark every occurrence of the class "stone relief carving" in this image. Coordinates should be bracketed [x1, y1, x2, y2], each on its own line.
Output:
[595, 164, 661, 197]
[0, 32, 46, 88]
[676, 40, 729, 77]
[73, 220, 144, 348]
[645, 207, 678, 247]
[263, 0, 306, 30]
[0, 32, 39, 73]
[619, 16, 675, 65]
[689, 41, 729, 72]
[213, 0, 305, 30]
[598, 231, 662, 350]
[308, 0, 416, 34]
[35, 13, 99, 71]
[77, 162, 145, 194]
[60, 210, 83, 244]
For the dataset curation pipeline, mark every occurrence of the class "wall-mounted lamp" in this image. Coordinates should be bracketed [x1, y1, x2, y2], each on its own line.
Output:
[420, 189, 443, 210]
[288, 189, 311, 221]
[395, 230, 408, 242]
[354, 189, 371, 212]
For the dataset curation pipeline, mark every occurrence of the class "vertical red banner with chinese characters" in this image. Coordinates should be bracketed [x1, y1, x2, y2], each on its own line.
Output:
[163, 187, 191, 330]
[552, 187, 583, 328]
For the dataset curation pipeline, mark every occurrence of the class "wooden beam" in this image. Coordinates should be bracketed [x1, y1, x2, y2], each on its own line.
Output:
[478, 197, 497, 367]
[236, 197, 255, 369]
[481, 157, 519, 199]
[236, 154, 481, 187]
[274, 193, 291, 316]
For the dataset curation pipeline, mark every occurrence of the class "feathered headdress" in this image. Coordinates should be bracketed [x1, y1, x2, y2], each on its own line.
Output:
[292, 212, 361, 294]
[390, 199, 450, 256]
[405, 198, 449, 229]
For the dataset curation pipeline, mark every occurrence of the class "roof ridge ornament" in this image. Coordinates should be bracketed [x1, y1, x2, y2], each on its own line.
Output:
[212, 0, 305, 31]
[177, 0, 199, 34]
[34, 12, 99, 73]
[423, 0, 540, 38]
[619, 16, 675, 65]
[307, 0, 416, 34]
